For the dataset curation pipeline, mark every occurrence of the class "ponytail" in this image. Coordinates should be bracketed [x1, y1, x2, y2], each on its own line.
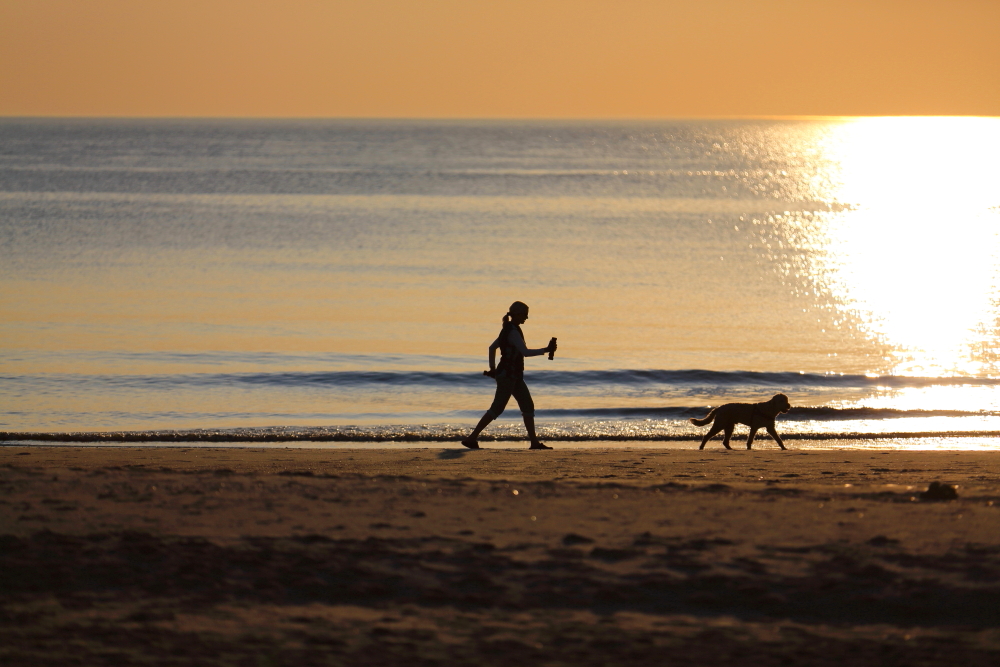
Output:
[505, 301, 528, 326]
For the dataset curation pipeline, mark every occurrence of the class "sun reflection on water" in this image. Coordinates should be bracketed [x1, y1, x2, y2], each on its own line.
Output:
[812, 117, 1000, 377]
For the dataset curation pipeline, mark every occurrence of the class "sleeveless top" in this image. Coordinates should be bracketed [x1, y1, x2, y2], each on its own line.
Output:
[495, 323, 525, 381]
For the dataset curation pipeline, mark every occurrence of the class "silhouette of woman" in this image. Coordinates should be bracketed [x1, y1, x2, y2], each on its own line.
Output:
[462, 301, 557, 450]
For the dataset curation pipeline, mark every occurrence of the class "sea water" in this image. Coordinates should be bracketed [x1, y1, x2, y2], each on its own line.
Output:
[3, 118, 1000, 445]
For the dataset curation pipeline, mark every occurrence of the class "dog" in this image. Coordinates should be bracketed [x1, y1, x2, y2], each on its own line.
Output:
[689, 393, 791, 450]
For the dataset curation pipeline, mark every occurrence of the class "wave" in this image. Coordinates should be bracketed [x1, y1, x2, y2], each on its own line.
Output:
[6, 369, 1000, 390]
[543, 406, 1000, 420]
[5, 426, 1000, 444]
[531, 369, 1000, 389]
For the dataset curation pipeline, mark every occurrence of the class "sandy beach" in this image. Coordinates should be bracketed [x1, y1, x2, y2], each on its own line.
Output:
[2, 443, 999, 665]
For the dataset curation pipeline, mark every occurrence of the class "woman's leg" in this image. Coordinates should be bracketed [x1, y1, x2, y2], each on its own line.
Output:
[464, 378, 514, 448]
[523, 414, 539, 442]
[512, 380, 551, 449]
[466, 412, 494, 441]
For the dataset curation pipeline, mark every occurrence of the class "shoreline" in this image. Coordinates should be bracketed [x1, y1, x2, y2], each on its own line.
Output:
[4, 446, 999, 665]
[4, 435, 1000, 453]
[5, 430, 1000, 443]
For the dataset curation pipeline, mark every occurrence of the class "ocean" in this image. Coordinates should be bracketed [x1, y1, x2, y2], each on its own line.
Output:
[3, 117, 1000, 447]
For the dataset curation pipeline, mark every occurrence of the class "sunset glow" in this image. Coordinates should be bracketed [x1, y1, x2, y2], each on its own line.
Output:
[2, 0, 998, 118]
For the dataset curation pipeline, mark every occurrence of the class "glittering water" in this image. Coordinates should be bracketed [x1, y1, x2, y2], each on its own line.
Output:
[2, 118, 1000, 444]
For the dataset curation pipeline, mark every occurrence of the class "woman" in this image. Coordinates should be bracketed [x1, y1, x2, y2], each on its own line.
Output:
[462, 301, 557, 450]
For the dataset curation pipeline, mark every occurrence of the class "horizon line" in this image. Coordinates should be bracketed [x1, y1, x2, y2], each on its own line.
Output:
[3, 114, 999, 122]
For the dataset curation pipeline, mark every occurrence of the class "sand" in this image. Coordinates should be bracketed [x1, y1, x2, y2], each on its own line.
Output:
[3, 444, 1000, 665]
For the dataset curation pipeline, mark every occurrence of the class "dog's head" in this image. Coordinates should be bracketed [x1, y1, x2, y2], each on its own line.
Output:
[771, 393, 791, 413]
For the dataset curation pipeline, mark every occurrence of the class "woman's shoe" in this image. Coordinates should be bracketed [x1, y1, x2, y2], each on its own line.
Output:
[461, 438, 480, 449]
[529, 441, 552, 450]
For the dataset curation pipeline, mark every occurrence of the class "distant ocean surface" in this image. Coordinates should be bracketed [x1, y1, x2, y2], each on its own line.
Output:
[3, 118, 1000, 447]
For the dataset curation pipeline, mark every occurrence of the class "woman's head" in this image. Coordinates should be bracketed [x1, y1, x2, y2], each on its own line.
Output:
[504, 301, 529, 325]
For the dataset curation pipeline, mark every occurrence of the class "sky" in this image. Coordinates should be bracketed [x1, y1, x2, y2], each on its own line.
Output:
[1, 0, 998, 118]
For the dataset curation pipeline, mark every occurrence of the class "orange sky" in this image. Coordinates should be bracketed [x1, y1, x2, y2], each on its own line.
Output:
[1, 0, 997, 118]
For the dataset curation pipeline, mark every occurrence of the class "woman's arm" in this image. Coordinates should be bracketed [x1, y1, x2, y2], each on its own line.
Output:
[488, 336, 500, 371]
[508, 329, 550, 358]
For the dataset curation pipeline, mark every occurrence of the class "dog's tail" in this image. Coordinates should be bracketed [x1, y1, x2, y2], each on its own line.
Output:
[689, 408, 717, 427]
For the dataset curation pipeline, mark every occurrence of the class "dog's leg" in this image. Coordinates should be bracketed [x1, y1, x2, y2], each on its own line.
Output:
[746, 427, 759, 450]
[766, 425, 787, 450]
[698, 423, 724, 450]
[721, 425, 734, 450]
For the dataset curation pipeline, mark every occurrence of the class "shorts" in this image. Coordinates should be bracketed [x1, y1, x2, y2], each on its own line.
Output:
[487, 375, 534, 419]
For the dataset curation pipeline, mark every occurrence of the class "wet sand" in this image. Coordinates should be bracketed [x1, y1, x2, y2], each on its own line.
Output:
[3, 444, 1000, 665]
